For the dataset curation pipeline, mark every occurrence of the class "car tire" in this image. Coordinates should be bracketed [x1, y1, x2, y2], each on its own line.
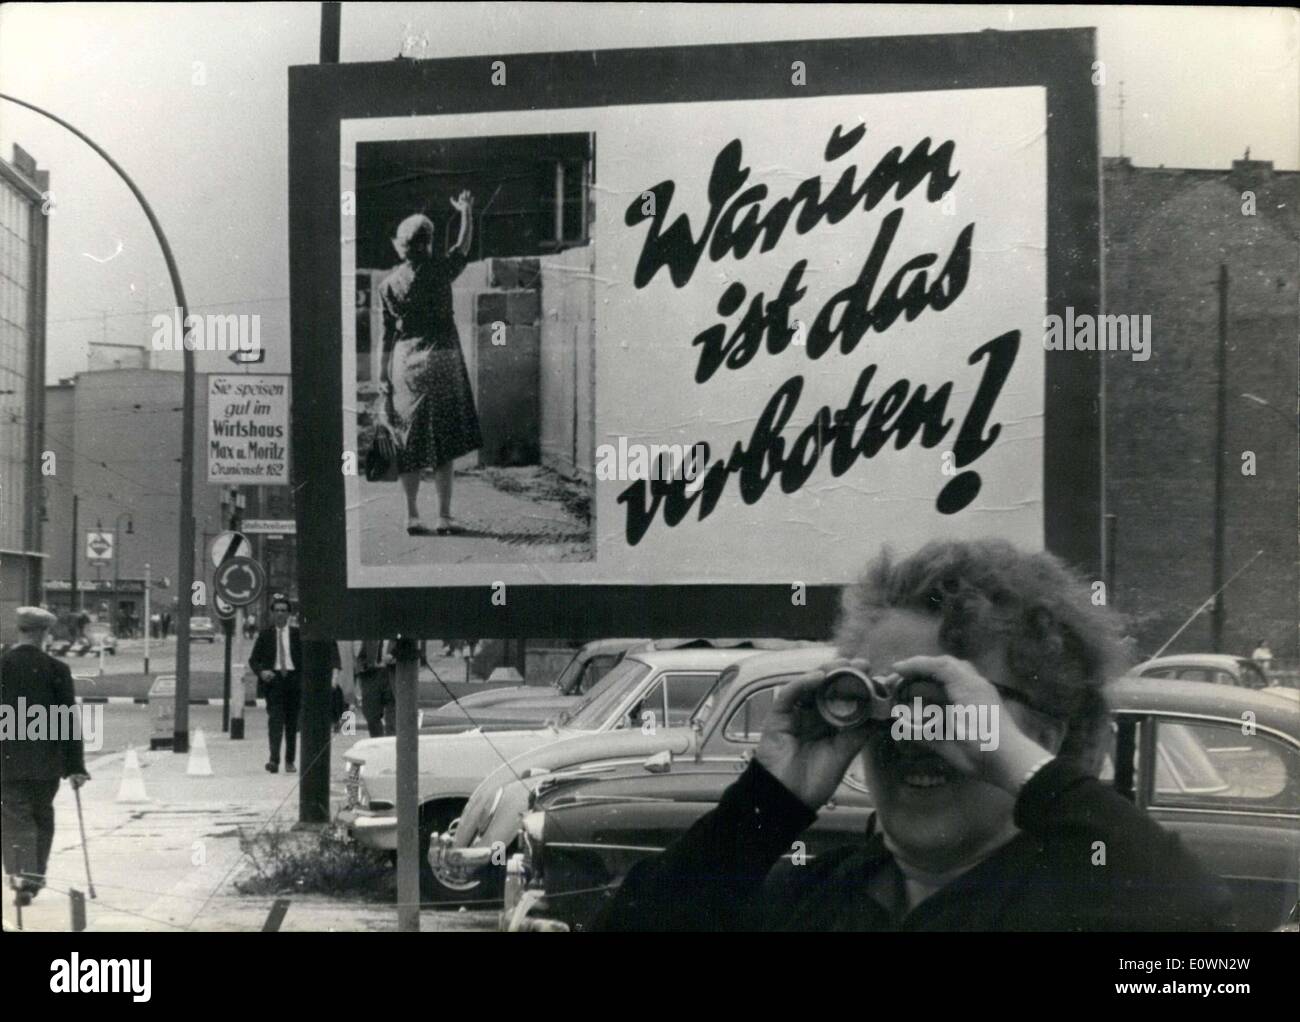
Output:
[418, 803, 502, 907]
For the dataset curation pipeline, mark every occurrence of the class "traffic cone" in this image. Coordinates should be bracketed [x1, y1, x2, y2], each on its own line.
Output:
[116, 747, 149, 803]
[186, 729, 213, 777]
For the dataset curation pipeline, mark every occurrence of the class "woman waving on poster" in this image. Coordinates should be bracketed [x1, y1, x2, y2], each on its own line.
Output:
[378, 190, 482, 536]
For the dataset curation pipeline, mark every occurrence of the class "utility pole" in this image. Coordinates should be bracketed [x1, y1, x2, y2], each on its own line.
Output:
[70, 494, 79, 616]
[1104, 513, 1118, 608]
[143, 562, 151, 675]
[1211, 264, 1228, 652]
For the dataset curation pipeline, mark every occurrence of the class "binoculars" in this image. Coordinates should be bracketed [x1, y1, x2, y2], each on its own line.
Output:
[815, 667, 907, 729]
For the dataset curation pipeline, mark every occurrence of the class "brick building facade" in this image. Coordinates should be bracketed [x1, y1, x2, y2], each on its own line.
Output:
[1103, 156, 1298, 660]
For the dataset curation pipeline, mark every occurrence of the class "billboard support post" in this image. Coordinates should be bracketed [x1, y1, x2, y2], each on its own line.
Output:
[298, 639, 333, 824]
[394, 636, 421, 932]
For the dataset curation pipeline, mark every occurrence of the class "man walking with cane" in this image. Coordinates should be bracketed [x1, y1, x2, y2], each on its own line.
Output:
[1, 607, 90, 907]
[249, 594, 303, 774]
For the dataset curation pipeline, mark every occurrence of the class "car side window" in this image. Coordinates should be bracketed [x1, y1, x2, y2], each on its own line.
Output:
[663, 673, 718, 727]
[1140, 667, 1176, 679]
[624, 678, 666, 729]
[1174, 668, 1214, 683]
[1148, 719, 1298, 813]
[723, 685, 778, 743]
[580, 655, 619, 694]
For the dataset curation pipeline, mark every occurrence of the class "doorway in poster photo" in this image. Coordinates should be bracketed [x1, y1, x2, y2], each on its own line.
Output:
[353, 132, 596, 566]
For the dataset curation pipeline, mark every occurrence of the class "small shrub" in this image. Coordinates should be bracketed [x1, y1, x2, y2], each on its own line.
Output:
[234, 819, 395, 901]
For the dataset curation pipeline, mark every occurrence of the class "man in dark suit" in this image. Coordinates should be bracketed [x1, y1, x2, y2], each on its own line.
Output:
[354, 639, 397, 737]
[248, 594, 303, 773]
[1, 607, 90, 906]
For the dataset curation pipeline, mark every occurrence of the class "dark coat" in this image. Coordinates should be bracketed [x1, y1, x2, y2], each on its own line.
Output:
[593, 758, 1233, 932]
[248, 625, 303, 677]
[354, 640, 389, 678]
[0, 645, 88, 781]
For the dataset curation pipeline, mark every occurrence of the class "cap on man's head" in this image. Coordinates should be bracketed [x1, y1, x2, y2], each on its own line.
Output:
[16, 606, 57, 631]
[270, 593, 291, 609]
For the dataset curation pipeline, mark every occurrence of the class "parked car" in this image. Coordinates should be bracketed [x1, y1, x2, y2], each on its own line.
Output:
[82, 623, 117, 656]
[1134, 653, 1271, 690]
[429, 645, 837, 900]
[418, 638, 647, 730]
[189, 616, 217, 643]
[504, 678, 1300, 932]
[339, 645, 771, 899]
[421, 637, 810, 731]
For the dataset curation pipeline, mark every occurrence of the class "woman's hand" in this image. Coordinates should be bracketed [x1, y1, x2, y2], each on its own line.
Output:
[450, 189, 473, 212]
[755, 658, 874, 810]
[890, 655, 1052, 795]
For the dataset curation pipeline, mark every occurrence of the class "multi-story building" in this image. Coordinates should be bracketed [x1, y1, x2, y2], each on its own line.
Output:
[0, 145, 50, 645]
[44, 369, 225, 633]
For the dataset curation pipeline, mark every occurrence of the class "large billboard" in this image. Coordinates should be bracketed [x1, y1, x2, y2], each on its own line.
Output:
[289, 30, 1100, 638]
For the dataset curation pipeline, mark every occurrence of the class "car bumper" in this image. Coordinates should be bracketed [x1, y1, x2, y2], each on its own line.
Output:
[499, 854, 569, 932]
[428, 832, 501, 887]
[338, 808, 397, 850]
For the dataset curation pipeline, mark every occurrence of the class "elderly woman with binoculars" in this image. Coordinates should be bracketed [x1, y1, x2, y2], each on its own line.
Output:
[595, 539, 1230, 931]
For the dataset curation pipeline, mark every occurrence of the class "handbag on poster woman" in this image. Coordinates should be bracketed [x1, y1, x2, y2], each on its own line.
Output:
[365, 390, 403, 482]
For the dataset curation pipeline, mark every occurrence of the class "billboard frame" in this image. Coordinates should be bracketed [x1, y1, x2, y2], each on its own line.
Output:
[288, 28, 1100, 640]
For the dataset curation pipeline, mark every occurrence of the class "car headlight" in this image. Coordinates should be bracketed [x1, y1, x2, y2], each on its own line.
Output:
[345, 762, 368, 808]
[521, 810, 545, 845]
[519, 811, 545, 878]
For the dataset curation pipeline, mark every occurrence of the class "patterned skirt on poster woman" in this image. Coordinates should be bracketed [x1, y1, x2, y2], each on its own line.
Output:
[388, 336, 482, 473]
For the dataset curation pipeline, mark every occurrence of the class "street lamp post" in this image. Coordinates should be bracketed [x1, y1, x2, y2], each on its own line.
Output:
[0, 91, 197, 754]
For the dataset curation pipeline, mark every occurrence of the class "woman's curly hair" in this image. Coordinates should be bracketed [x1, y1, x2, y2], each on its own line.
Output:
[835, 539, 1131, 774]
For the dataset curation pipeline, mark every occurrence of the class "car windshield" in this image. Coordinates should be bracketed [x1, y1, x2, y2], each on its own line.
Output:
[552, 649, 585, 691]
[565, 659, 651, 729]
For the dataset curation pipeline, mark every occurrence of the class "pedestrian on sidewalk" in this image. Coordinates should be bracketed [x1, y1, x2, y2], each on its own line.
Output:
[1, 607, 91, 907]
[1250, 639, 1274, 684]
[377, 192, 482, 537]
[249, 594, 303, 773]
[354, 639, 397, 737]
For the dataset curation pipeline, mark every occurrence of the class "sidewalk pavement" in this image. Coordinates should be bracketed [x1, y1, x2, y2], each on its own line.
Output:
[1, 711, 496, 933]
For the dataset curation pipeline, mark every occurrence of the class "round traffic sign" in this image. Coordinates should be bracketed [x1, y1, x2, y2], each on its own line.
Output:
[210, 531, 249, 568]
[213, 556, 265, 607]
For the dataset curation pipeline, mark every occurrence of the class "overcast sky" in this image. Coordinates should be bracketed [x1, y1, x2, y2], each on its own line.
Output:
[1, 3, 1296, 382]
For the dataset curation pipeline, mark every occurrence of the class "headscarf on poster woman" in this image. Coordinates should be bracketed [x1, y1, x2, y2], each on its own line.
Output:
[617, 122, 1017, 545]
